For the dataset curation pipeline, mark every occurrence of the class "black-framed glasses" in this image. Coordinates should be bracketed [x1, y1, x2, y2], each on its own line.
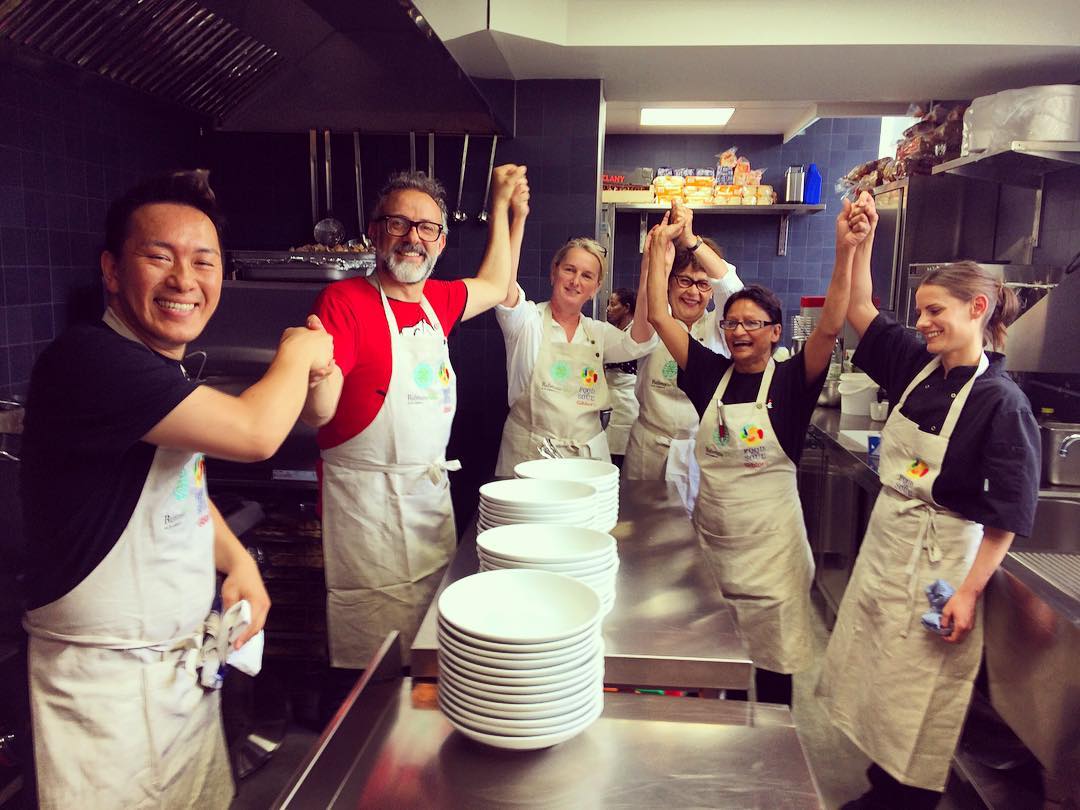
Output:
[376, 215, 445, 242]
[719, 319, 778, 332]
[673, 275, 713, 293]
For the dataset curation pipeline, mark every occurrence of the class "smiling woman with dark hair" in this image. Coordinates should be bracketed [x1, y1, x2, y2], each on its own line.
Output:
[646, 196, 871, 706]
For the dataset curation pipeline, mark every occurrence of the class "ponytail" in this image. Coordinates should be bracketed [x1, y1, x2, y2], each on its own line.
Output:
[987, 281, 1020, 352]
[920, 261, 1019, 352]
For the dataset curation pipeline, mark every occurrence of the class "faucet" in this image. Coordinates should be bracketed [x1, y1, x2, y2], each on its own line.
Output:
[1060, 434, 1080, 458]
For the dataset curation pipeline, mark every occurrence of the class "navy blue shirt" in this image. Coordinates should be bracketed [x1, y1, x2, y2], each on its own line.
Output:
[20, 321, 198, 609]
[853, 314, 1040, 536]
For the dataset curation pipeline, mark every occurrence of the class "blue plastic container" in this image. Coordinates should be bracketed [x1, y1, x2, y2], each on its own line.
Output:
[803, 163, 822, 204]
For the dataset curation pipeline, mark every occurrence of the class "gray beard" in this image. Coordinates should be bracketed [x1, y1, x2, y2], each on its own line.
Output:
[381, 242, 438, 284]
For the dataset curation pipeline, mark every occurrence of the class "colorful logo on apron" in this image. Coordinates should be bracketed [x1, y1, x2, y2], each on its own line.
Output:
[711, 426, 729, 448]
[580, 367, 599, 387]
[739, 424, 765, 446]
[661, 360, 678, 380]
[438, 362, 451, 386]
[413, 362, 435, 389]
[906, 458, 930, 479]
[550, 360, 570, 382]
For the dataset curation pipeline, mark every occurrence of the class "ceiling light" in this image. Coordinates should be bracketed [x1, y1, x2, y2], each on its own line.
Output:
[640, 108, 735, 127]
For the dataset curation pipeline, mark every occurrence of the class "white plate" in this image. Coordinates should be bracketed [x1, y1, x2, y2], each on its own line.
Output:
[477, 524, 616, 564]
[477, 549, 617, 573]
[440, 639, 600, 679]
[479, 506, 596, 523]
[436, 616, 598, 654]
[439, 649, 603, 687]
[438, 569, 602, 644]
[438, 626, 597, 664]
[439, 678, 602, 717]
[439, 689, 600, 735]
[477, 559, 616, 581]
[479, 479, 598, 508]
[443, 696, 603, 750]
[514, 459, 620, 485]
[440, 663, 601, 703]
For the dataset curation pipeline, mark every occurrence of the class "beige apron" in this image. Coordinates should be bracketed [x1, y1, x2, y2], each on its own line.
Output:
[603, 322, 638, 456]
[22, 310, 231, 810]
[692, 360, 815, 674]
[625, 314, 713, 511]
[495, 307, 612, 476]
[817, 354, 989, 791]
[321, 279, 459, 668]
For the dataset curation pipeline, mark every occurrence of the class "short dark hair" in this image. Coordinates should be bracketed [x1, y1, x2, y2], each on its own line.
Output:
[723, 284, 783, 329]
[104, 169, 224, 256]
[611, 287, 636, 315]
[373, 171, 449, 228]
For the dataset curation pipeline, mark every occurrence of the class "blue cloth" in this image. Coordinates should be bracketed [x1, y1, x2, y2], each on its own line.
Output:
[921, 579, 955, 635]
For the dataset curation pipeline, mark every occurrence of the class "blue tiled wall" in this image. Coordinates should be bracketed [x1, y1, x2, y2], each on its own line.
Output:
[0, 62, 201, 397]
[604, 118, 882, 338]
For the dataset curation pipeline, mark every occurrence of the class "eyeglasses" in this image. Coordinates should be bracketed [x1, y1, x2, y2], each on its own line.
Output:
[719, 319, 778, 332]
[375, 215, 444, 242]
[566, 237, 608, 257]
[673, 275, 713, 293]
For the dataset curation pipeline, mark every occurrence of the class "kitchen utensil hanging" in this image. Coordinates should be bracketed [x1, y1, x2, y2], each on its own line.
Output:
[452, 133, 470, 223]
[477, 134, 498, 224]
[428, 132, 435, 180]
[348, 131, 372, 251]
[314, 129, 345, 247]
[409, 131, 416, 173]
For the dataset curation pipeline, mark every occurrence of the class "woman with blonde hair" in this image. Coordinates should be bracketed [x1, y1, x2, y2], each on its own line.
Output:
[817, 198, 1041, 810]
[495, 197, 656, 474]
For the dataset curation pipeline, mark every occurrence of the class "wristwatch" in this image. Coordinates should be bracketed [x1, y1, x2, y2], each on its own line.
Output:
[686, 236, 703, 252]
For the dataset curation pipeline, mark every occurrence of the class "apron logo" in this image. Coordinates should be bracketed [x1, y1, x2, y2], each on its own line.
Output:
[742, 446, 767, 468]
[172, 466, 190, 501]
[163, 511, 187, 531]
[906, 459, 930, 479]
[413, 362, 435, 389]
[661, 360, 678, 380]
[550, 360, 570, 382]
[580, 367, 599, 387]
[739, 424, 765, 446]
[438, 362, 452, 386]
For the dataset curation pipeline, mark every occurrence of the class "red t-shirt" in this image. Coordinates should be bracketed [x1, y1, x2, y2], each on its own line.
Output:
[313, 276, 469, 450]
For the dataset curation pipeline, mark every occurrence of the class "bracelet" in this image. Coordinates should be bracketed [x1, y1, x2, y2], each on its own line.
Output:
[686, 236, 703, 252]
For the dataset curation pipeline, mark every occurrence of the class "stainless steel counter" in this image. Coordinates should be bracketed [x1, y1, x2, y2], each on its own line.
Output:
[276, 636, 823, 809]
[412, 480, 753, 691]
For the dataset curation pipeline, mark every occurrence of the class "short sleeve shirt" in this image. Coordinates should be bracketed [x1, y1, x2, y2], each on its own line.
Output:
[20, 321, 199, 609]
[678, 340, 826, 465]
[853, 313, 1040, 536]
[313, 277, 468, 449]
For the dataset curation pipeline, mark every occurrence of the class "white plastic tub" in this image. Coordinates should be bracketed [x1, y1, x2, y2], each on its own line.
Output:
[838, 373, 879, 416]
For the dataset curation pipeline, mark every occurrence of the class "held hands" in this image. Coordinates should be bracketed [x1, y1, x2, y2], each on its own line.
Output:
[670, 199, 696, 249]
[836, 197, 872, 249]
[939, 587, 978, 644]
[509, 174, 530, 220]
[649, 211, 684, 267]
[491, 164, 528, 210]
[280, 315, 334, 373]
[305, 314, 336, 386]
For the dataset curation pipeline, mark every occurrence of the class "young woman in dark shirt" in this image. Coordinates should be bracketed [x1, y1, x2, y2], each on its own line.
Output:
[646, 198, 871, 706]
[817, 195, 1041, 810]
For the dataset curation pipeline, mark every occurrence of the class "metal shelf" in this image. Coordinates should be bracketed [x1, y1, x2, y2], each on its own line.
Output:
[932, 141, 1080, 189]
[612, 203, 827, 215]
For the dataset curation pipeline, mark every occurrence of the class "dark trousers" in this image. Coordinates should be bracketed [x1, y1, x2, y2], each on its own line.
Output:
[860, 763, 941, 809]
[724, 667, 794, 705]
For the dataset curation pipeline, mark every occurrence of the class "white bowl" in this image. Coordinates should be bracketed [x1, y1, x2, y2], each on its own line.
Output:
[439, 678, 602, 717]
[514, 459, 619, 485]
[436, 616, 597, 654]
[439, 689, 600, 735]
[438, 569, 602, 644]
[477, 556, 616, 578]
[477, 524, 616, 564]
[439, 655, 602, 697]
[479, 479, 598, 508]
[478, 506, 596, 524]
[440, 639, 600, 679]
[442, 696, 604, 750]
[441, 663, 601, 703]
[438, 627, 597, 665]
[439, 649, 603, 687]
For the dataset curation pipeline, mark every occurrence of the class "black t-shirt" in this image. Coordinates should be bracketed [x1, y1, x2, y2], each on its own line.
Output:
[20, 321, 198, 609]
[678, 340, 826, 465]
[853, 313, 1040, 536]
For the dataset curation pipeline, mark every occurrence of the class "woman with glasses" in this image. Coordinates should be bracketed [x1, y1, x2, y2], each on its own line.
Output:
[646, 202, 870, 705]
[817, 197, 1040, 810]
[494, 213, 657, 475]
[625, 201, 743, 510]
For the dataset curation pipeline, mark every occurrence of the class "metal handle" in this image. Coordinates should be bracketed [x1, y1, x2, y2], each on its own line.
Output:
[455, 133, 469, 212]
[323, 129, 333, 212]
[409, 131, 416, 172]
[427, 131, 435, 179]
[1059, 434, 1080, 458]
[353, 131, 364, 235]
[308, 129, 319, 226]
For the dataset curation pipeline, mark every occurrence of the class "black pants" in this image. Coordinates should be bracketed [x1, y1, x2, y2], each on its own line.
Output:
[725, 668, 793, 705]
[855, 763, 941, 809]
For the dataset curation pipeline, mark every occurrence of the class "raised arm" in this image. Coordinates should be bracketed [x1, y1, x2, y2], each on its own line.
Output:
[146, 318, 334, 462]
[671, 199, 731, 280]
[645, 214, 691, 368]
[629, 236, 655, 344]
[500, 181, 530, 308]
[802, 199, 868, 384]
[847, 190, 879, 336]
[462, 164, 527, 320]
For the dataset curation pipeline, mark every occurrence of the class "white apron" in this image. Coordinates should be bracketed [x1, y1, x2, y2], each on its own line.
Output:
[321, 279, 459, 669]
[817, 354, 989, 791]
[692, 360, 815, 674]
[625, 315, 711, 511]
[495, 308, 611, 475]
[23, 310, 231, 810]
[603, 353, 638, 456]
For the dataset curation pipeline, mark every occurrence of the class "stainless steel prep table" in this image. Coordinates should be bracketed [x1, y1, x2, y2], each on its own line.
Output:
[276, 639, 823, 809]
[411, 480, 753, 691]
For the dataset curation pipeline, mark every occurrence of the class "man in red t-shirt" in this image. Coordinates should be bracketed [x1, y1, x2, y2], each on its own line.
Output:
[302, 164, 527, 671]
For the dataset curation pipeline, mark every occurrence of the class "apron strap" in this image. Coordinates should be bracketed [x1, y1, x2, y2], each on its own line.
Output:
[894, 497, 945, 638]
[324, 454, 461, 484]
[939, 353, 989, 440]
[372, 273, 446, 342]
[712, 359, 775, 433]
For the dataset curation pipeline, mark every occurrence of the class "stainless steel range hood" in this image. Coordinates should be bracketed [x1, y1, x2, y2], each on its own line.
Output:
[1006, 269, 1080, 374]
[0, 0, 507, 134]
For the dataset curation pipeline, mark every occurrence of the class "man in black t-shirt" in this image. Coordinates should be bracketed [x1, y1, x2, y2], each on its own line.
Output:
[19, 171, 334, 809]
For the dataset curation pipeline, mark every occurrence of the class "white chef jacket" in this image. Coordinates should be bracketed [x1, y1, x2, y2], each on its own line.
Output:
[495, 284, 658, 407]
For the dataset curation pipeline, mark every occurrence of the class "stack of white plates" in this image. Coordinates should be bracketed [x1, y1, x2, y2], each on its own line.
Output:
[477, 479, 599, 533]
[476, 524, 618, 614]
[437, 569, 605, 751]
[514, 459, 620, 531]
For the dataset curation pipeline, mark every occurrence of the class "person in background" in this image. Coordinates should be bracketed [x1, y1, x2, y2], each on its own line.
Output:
[494, 214, 657, 474]
[20, 170, 333, 808]
[602, 287, 639, 467]
[817, 196, 1040, 810]
[625, 200, 742, 510]
[301, 165, 526, 674]
[646, 198, 870, 706]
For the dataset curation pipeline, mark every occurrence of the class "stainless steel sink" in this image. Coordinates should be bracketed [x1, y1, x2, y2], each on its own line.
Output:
[1025, 497, 1080, 552]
